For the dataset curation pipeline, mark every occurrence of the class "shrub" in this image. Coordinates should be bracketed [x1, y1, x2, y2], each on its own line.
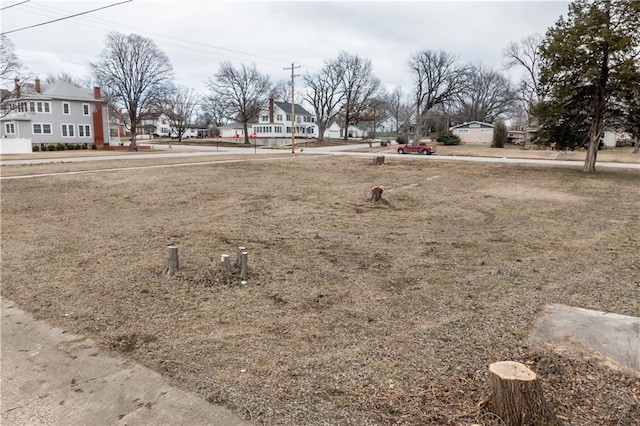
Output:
[47, 144, 57, 151]
[91, 143, 97, 149]
[436, 131, 461, 145]
[396, 134, 408, 144]
[81, 144, 88, 150]
[32, 144, 40, 152]
[492, 121, 508, 148]
[56, 143, 65, 151]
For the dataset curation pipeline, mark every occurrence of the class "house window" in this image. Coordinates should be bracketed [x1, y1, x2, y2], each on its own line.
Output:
[261, 115, 268, 122]
[83, 104, 90, 115]
[29, 102, 35, 112]
[32, 123, 52, 134]
[62, 102, 70, 115]
[5, 123, 16, 134]
[61, 124, 75, 137]
[480, 129, 492, 134]
[35, 102, 51, 113]
[274, 126, 282, 133]
[78, 125, 91, 137]
[276, 114, 283, 121]
[457, 129, 469, 134]
[286, 114, 291, 121]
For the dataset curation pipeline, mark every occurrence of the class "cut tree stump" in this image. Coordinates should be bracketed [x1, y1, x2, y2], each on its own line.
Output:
[370, 186, 384, 202]
[220, 254, 231, 275]
[164, 245, 179, 277]
[488, 361, 558, 426]
[373, 155, 385, 165]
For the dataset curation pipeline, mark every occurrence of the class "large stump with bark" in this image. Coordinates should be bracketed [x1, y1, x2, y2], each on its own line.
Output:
[488, 361, 558, 426]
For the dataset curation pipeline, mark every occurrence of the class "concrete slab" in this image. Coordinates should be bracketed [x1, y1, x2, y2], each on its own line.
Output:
[1, 297, 251, 426]
[530, 304, 640, 372]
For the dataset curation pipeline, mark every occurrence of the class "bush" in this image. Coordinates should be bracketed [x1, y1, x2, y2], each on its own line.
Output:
[32, 144, 40, 152]
[81, 144, 88, 150]
[56, 143, 65, 151]
[492, 121, 507, 148]
[47, 144, 57, 151]
[396, 134, 408, 144]
[436, 131, 461, 145]
[91, 143, 97, 149]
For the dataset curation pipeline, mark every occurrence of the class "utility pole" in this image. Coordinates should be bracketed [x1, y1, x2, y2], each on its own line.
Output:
[284, 62, 301, 153]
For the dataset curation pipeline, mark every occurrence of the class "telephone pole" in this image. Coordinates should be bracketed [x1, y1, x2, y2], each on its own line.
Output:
[284, 62, 301, 153]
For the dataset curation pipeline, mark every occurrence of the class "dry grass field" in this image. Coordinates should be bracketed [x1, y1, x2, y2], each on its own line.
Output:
[1, 154, 639, 425]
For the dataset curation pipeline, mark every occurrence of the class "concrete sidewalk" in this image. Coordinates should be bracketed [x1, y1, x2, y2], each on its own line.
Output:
[1, 298, 251, 426]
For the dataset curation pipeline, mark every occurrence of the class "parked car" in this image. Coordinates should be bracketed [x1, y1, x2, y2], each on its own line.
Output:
[397, 140, 436, 155]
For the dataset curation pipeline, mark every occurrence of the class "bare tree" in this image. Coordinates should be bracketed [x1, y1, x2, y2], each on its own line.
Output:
[335, 51, 382, 140]
[409, 50, 469, 138]
[45, 72, 93, 88]
[303, 59, 345, 142]
[385, 86, 412, 137]
[503, 34, 545, 119]
[90, 32, 173, 151]
[1, 35, 24, 118]
[452, 64, 517, 123]
[206, 62, 272, 144]
[160, 85, 200, 142]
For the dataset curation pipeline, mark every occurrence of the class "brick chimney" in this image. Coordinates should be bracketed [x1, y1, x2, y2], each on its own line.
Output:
[35, 77, 41, 93]
[14, 78, 20, 98]
[92, 86, 105, 149]
[269, 98, 274, 123]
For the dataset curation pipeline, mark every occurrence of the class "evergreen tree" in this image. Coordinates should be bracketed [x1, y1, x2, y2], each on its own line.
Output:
[534, 0, 640, 172]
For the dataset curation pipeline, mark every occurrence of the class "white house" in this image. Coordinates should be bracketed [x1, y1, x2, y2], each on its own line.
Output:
[1, 78, 110, 148]
[251, 99, 318, 138]
[450, 121, 494, 145]
[322, 121, 341, 139]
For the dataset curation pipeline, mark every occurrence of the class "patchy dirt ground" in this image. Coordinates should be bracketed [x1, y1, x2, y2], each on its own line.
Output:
[1, 155, 639, 425]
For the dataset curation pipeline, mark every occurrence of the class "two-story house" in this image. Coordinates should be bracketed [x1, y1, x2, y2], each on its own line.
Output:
[251, 99, 318, 138]
[1, 78, 109, 148]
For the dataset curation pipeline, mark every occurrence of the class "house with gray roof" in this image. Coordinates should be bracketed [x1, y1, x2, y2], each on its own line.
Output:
[1, 78, 110, 148]
[251, 99, 318, 139]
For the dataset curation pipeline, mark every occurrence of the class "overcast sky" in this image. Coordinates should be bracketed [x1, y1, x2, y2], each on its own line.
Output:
[2, 0, 571, 97]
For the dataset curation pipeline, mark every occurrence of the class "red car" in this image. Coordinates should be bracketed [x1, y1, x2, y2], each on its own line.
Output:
[397, 141, 436, 155]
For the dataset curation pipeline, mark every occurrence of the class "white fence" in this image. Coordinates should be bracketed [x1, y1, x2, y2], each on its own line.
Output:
[0, 138, 32, 154]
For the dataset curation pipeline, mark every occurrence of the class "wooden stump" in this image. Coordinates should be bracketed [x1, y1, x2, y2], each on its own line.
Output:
[164, 245, 179, 277]
[373, 155, 385, 165]
[220, 254, 231, 275]
[235, 246, 246, 268]
[370, 186, 384, 202]
[240, 251, 248, 279]
[488, 361, 558, 426]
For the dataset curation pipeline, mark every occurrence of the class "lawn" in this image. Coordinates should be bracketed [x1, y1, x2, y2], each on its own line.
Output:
[1, 155, 639, 425]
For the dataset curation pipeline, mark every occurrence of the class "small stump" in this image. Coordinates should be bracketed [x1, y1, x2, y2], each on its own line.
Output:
[164, 245, 179, 277]
[488, 361, 558, 426]
[370, 186, 384, 202]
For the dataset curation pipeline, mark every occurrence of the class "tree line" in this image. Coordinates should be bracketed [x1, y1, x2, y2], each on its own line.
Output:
[2, 0, 638, 170]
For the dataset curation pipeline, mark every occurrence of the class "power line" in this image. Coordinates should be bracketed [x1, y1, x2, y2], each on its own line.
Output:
[10, 1, 285, 66]
[0, 0, 133, 35]
[1, 0, 30, 11]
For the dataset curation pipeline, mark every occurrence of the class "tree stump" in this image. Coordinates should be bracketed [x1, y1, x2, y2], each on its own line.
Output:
[239, 251, 248, 279]
[373, 155, 385, 165]
[220, 254, 231, 275]
[164, 245, 179, 277]
[488, 361, 558, 426]
[370, 186, 384, 202]
[235, 246, 246, 268]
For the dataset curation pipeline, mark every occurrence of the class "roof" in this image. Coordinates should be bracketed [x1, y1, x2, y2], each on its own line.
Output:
[449, 121, 494, 130]
[43, 80, 99, 102]
[6, 79, 102, 102]
[273, 101, 312, 116]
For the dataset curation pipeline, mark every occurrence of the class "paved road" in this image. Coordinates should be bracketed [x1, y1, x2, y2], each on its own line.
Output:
[2, 142, 638, 170]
